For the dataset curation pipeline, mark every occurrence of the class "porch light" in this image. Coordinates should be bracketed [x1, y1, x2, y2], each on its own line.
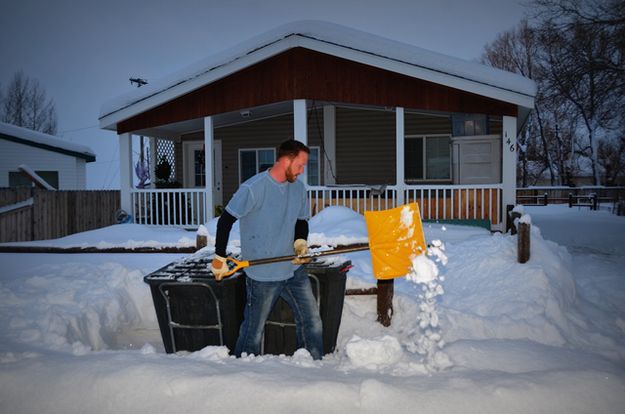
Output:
[240, 110, 252, 118]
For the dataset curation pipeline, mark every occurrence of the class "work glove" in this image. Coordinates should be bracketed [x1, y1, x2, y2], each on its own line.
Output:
[210, 255, 229, 281]
[292, 239, 311, 265]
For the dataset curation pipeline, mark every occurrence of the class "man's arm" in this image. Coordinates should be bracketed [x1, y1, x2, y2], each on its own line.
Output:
[215, 210, 237, 257]
[211, 210, 238, 280]
[293, 219, 310, 264]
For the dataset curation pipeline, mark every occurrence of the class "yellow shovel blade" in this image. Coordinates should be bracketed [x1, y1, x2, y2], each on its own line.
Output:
[364, 203, 426, 280]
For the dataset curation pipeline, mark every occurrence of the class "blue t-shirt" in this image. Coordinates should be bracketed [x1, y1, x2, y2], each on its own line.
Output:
[225, 170, 309, 281]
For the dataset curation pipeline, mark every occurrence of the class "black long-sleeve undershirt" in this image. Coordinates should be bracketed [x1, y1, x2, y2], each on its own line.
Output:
[214, 210, 309, 257]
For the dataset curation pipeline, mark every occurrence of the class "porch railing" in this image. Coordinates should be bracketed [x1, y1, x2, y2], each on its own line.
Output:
[131, 189, 208, 228]
[130, 184, 502, 229]
[308, 184, 502, 225]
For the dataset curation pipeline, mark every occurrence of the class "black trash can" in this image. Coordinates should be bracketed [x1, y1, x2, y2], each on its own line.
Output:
[262, 260, 351, 356]
[144, 255, 246, 354]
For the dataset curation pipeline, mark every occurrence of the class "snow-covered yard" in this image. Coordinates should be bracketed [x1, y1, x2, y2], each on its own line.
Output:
[0, 205, 624, 413]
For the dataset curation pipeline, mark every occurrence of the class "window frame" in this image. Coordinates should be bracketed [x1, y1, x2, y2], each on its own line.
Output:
[404, 134, 452, 183]
[238, 147, 276, 184]
[307, 146, 321, 186]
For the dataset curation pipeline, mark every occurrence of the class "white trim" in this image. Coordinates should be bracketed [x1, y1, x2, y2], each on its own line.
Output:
[395, 107, 405, 205]
[502, 116, 517, 222]
[0, 198, 33, 215]
[119, 133, 133, 214]
[238, 147, 276, 184]
[204, 117, 214, 220]
[294, 99, 308, 185]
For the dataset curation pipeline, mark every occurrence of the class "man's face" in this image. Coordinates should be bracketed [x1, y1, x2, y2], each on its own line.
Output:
[285, 151, 309, 183]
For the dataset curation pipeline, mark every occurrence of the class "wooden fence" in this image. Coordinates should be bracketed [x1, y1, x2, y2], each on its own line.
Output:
[0, 188, 120, 243]
[516, 186, 625, 208]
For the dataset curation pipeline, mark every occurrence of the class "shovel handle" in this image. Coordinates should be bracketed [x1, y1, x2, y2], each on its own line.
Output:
[220, 243, 369, 278]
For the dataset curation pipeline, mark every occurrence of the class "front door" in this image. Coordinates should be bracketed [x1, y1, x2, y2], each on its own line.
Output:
[184, 140, 223, 209]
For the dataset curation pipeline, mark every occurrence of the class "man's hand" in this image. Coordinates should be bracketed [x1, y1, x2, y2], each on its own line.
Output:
[210, 255, 229, 281]
[292, 239, 311, 264]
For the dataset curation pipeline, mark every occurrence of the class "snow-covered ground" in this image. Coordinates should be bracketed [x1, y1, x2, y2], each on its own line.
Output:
[0, 204, 624, 413]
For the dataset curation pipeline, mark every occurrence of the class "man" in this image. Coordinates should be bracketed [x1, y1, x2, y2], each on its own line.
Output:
[210, 139, 323, 360]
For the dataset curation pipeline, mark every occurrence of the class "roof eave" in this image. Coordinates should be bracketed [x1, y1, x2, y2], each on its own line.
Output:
[99, 34, 535, 132]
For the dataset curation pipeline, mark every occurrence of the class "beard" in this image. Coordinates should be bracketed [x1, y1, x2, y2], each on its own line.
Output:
[285, 166, 297, 183]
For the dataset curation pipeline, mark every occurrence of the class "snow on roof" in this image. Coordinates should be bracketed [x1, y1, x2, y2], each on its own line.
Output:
[0, 121, 96, 162]
[99, 20, 536, 125]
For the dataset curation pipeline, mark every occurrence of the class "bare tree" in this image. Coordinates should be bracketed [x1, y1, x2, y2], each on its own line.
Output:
[0, 70, 57, 134]
[482, 20, 560, 186]
[530, 0, 625, 185]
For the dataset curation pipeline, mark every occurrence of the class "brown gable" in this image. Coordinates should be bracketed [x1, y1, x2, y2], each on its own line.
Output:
[118, 48, 516, 134]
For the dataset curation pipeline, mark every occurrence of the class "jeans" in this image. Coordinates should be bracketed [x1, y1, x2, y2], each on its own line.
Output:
[234, 265, 324, 360]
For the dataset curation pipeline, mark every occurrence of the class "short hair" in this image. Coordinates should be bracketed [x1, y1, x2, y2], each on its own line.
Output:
[277, 139, 310, 160]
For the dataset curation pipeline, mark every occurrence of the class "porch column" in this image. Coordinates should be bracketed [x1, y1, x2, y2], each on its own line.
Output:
[395, 107, 405, 205]
[119, 132, 133, 216]
[323, 105, 336, 185]
[204, 116, 214, 220]
[293, 99, 308, 185]
[502, 116, 518, 227]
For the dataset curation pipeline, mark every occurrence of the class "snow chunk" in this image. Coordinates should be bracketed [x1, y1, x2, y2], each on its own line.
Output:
[345, 335, 404, 369]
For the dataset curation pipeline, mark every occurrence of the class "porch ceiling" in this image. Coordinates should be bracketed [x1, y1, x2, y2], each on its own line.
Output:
[130, 100, 296, 138]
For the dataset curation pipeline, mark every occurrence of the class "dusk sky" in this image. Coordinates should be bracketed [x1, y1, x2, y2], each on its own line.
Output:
[0, 0, 529, 189]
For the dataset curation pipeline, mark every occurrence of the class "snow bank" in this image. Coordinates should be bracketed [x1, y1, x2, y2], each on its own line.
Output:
[439, 225, 578, 348]
[0, 261, 154, 353]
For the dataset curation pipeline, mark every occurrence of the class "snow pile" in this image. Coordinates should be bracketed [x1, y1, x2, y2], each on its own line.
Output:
[308, 206, 369, 246]
[344, 335, 404, 369]
[440, 223, 579, 349]
[0, 261, 156, 354]
[0, 223, 196, 249]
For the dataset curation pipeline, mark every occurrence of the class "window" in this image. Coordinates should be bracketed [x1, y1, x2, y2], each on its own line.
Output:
[452, 114, 488, 137]
[307, 147, 320, 186]
[404, 135, 451, 182]
[239, 148, 275, 183]
[9, 171, 59, 189]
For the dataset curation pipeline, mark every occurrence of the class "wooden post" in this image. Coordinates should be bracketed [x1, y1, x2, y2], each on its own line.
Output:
[196, 234, 207, 251]
[505, 204, 515, 233]
[509, 209, 522, 236]
[518, 221, 530, 264]
[543, 192, 548, 206]
[377, 279, 394, 327]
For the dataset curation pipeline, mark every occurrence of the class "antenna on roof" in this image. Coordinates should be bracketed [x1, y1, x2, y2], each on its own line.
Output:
[129, 77, 148, 87]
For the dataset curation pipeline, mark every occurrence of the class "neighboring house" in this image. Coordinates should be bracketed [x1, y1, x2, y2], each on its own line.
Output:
[99, 21, 535, 231]
[0, 121, 96, 189]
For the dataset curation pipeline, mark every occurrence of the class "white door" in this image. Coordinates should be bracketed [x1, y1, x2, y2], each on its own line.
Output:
[184, 140, 223, 208]
[452, 135, 501, 184]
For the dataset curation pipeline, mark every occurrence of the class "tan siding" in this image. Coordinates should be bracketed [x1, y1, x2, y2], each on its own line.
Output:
[335, 108, 396, 185]
[405, 112, 452, 135]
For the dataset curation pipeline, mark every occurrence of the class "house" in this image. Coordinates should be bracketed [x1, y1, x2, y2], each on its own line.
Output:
[0, 121, 96, 190]
[99, 21, 535, 231]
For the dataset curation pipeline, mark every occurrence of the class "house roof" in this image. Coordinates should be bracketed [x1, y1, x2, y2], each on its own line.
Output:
[0, 121, 96, 162]
[99, 20, 536, 130]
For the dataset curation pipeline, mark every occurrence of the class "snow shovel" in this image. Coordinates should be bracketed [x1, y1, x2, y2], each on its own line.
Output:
[217, 202, 426, 280]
